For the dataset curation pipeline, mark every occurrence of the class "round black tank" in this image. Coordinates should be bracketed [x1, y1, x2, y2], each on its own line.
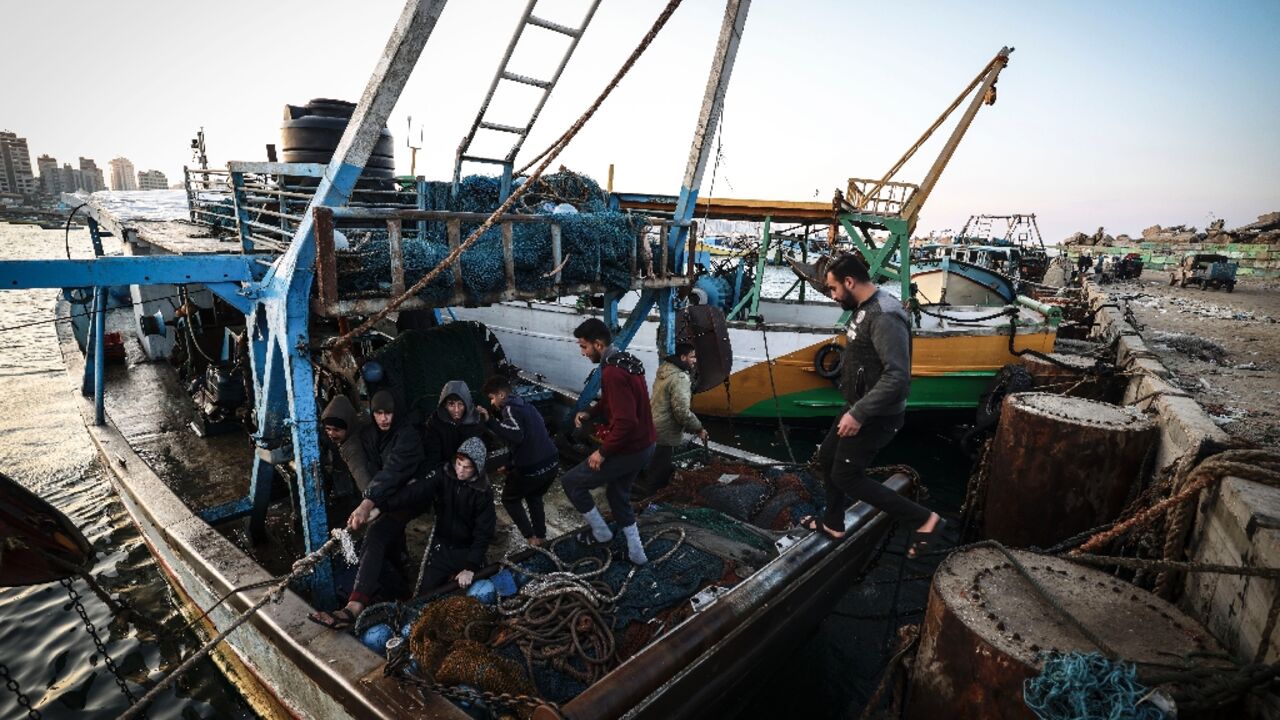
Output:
[281, 98, 395, 178]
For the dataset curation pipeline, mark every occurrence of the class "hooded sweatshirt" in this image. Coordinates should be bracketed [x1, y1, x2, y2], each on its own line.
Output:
[485, 393, 558, 475]
[380, 437, 496, 571]
[586, 347, 656, 457]
[422, 380, 485, 467]
[320, 395, 372, 492]
[360, 394, 427, 507]
[651, 358, 703, 447]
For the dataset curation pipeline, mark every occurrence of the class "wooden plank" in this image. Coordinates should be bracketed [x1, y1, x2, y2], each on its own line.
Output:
[387, 219, 405, 297]
[502, 222, 515, 288]
[313, 207, 338, 310]
[447, 219, 465, 296]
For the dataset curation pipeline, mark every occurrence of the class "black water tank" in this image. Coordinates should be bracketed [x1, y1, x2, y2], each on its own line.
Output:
[280, 98, 395, 178]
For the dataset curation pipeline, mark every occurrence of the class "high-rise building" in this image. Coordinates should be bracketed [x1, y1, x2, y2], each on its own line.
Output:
[59, 164, 85, 193]
[110, 157, 138, 191]
[0, 131, 36, 196]
[79, 158, 104, 192]
[137, 169, 168, 191]
[36, 154, 61, 196]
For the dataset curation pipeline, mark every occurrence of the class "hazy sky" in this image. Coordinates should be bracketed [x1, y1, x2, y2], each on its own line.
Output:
[4, 0, 1277, 241]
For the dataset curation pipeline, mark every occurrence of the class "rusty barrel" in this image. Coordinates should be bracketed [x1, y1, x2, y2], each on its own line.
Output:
[981, 393, 1156, 548]
[1019, 353, 1117, 401]
[905, 547, 1227, 720]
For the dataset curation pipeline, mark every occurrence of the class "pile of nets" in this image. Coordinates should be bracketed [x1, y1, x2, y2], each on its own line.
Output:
[338, 169, 644, 300]
[647, 461, 827, 532]
[1024, 652, 1168, 720]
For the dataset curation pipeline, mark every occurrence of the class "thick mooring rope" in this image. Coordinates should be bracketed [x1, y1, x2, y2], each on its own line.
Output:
[331, 0, 686, 351]
[115, 530, 354, 720]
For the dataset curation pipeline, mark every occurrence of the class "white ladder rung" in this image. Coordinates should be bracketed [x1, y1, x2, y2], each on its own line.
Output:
[479, 121, 526, 135]
[501, 71, 552, 90]
[526, 14, 582, 38]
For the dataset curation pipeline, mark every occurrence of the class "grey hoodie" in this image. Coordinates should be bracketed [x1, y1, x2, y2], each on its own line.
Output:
[422, 380, 484, 466]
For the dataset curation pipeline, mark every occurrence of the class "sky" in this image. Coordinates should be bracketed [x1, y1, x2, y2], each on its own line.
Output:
[3, 0, 1278, 242]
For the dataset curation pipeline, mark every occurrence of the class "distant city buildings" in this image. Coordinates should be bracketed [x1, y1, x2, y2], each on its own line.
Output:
[36, 154, 60, 195]
[79, 158, 104, 192]
[110, 157, 138, 191]
[137, 169, 168, 190]
[0, 131, 36, 196]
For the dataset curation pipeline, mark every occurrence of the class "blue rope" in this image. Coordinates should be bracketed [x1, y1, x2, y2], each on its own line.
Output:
[1024, 652, 1166, 720]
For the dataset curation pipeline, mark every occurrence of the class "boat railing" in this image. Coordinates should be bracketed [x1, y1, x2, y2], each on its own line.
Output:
[842, 177, 920, 218]
[310, 206, 697, 318]
[184, 162, 425, 253]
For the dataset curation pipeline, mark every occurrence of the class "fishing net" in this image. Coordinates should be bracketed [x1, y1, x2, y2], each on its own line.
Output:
[336, 169, 643, 300]
[1023, 652, 1167, 720]
[647, 462, 827, 532]
[370, 322, 501, 419]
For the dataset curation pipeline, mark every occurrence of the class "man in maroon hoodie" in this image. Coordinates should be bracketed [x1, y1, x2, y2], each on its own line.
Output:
[562, 318, 657, 565]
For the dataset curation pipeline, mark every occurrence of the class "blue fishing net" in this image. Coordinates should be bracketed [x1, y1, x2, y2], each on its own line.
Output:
[337, 170, 642, 301]
[1024, 652, 1167, 720]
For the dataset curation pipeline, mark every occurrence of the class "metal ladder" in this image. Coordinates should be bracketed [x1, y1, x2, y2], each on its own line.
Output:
[451, 0, 602, 201]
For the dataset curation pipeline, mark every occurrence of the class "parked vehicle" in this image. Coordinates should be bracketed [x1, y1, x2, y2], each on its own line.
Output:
[1115, 252, 1144, 280]
[1169, 253, 1237, 291]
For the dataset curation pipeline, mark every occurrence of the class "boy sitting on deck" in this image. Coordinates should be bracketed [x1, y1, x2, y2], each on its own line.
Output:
[378, 436, 496, 595]
[476, 375, 560, 547]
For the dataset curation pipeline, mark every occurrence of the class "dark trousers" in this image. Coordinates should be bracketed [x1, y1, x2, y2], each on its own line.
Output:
[501, 465, 558, 539]
[816, 413, 930, 532]
[351, 509, 411, 604]
[418, 544, 469, 596]
[560, 444, 655, 528]
[643, 444, 677, 492]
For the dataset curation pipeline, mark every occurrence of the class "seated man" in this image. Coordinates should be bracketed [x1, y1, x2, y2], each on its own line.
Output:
[310, 390, 424, 630]
[477, 376, 559, 546]
[379, 437, 496, 594]
[421, 380, 484, 467]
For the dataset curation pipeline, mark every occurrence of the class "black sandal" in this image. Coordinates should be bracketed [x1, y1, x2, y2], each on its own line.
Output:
[308, 606, 358, 630]
[907, 518, 948, 559]
[798, 515, 845, 541]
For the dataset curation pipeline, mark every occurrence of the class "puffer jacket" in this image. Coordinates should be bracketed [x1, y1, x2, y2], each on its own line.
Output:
[380, 437, 496, 571]
[360, 411, 426, 508]
[421, 380, 484, 466]
[651, 359, 703, 446]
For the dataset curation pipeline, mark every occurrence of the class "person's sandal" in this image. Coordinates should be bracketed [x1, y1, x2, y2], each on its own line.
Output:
[308, 606, 358, 631]
[797, 515, 845, 541]
[907, 518, 948, 559]
[572, 527, 611, 547]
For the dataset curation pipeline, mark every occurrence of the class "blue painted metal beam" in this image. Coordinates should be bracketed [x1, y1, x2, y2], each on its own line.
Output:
[0, 256, 259, 289]
[664, 0, 752, 270]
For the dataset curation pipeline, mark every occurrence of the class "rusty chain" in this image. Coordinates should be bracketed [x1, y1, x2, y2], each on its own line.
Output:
[61, 577, 143, 713]
[0, 663, 40, 720]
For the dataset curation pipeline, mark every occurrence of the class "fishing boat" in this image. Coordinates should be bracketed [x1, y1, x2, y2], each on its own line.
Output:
[0, 2, 926, 717]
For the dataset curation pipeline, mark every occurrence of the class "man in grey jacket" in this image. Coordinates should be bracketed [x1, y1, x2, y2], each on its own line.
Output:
[803, 255, 941, 555]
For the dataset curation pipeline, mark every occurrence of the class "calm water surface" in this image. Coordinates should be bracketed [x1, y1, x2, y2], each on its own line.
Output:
[0, 224, 249, 720]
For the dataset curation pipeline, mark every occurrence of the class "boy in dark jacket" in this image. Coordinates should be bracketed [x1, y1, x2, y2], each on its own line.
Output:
[380, 436, 496, 593]
[310, 390, 424, 630]
[478, 376, 559, 546]
[562, 318, 657, 565]
[421, 380, 484, 467]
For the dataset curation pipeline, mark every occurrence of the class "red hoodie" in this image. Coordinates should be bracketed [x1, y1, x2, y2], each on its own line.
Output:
[589, 349, 656, 457]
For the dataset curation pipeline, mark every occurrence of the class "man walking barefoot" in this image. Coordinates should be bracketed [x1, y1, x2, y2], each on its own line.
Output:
[560, 318, 657, 565]
[802, 255, 943, 557]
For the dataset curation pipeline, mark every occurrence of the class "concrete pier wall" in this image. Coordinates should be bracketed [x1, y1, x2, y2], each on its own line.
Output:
[1086, 283, 1280, 684]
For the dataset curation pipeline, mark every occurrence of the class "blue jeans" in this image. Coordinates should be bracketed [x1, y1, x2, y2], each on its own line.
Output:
[560, 444, 655, 528]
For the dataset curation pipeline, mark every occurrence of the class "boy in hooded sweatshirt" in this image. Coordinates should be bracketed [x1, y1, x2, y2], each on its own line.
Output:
[421, 380, 485, 467]
[379, 436, 496, 593]
[320, 394, 372, 524]
[477, 375, 559, 546]
[311, 390, 424, 630]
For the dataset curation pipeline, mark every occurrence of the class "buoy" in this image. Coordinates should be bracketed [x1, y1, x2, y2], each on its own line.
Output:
[905, 547, 1230, 720]
[981, 393, 1156, 549]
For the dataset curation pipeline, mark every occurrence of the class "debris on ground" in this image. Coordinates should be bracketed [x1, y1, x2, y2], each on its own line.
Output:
[1151, 331, 1228, 363]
